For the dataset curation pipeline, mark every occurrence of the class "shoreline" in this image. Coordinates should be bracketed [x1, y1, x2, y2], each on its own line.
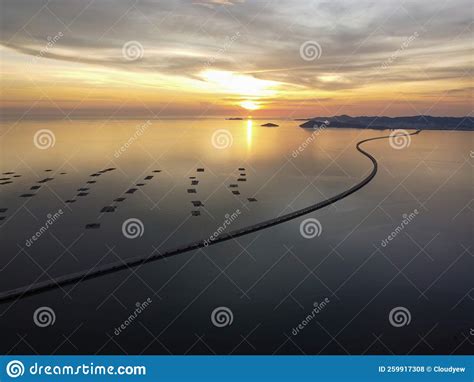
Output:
[299, 125, 473, 132]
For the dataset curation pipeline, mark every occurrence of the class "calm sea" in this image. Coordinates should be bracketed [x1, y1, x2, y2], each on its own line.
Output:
[0, 119, 472, 354]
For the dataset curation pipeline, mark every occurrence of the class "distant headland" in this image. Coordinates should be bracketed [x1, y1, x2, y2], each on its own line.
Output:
[298, 115, 473, 131]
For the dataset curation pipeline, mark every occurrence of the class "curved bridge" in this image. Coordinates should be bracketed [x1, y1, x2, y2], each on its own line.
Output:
[0, 130, 421, 303]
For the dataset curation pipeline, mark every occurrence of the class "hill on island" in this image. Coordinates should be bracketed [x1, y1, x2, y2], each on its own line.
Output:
[298, 115, 473, 131]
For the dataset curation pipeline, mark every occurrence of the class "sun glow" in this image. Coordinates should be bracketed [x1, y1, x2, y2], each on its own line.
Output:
[240, 100, 260, 110]
[200, 70, 278, 97]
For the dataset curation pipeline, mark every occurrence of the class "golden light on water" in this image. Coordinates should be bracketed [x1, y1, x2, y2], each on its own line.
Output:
[246, 118, 253, 149]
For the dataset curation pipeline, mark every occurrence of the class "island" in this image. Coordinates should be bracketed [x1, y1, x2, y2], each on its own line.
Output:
[261, 122, 279, 127]
[299, 115, 473, 131]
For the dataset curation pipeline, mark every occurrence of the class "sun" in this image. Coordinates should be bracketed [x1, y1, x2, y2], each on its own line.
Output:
[240, 100, 260, 110]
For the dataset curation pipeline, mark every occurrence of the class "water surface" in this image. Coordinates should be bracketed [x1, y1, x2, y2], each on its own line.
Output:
[0, 119, 472, 354]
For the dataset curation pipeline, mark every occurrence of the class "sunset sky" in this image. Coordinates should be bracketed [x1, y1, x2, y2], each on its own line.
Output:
[1, 0, 472, 119]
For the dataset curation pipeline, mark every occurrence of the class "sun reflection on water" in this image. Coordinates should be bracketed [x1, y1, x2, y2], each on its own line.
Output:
[246, 118, 253, 150]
